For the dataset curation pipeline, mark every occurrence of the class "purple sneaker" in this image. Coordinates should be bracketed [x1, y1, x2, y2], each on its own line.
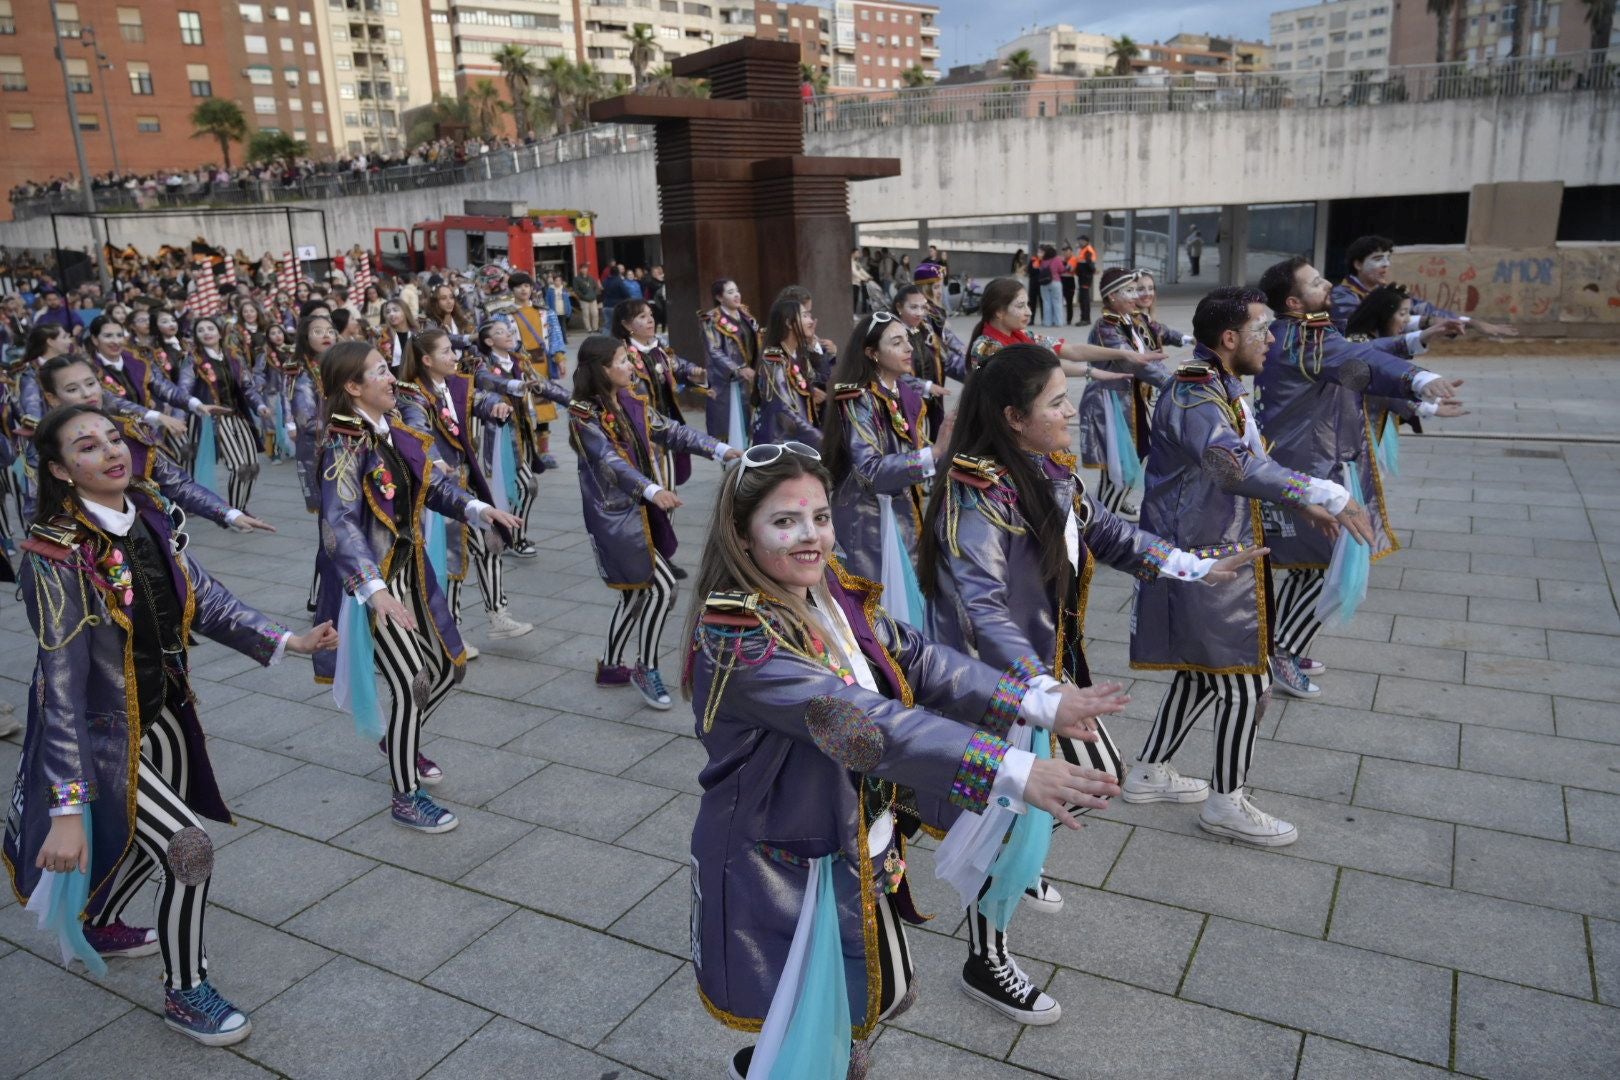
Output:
[391, 790, 459, 834]
[165, 980, 252, 1046]
[377, 740, 444, 786]
[596, 661, 633, 687]
[83, 919, 159, 959]
[1298, 656, 1328, 676]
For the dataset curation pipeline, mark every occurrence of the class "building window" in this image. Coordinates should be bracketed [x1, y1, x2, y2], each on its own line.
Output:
[116, 6, 143, 42]
[245, 34, 267, 53]
[299, 11, 310, 25]
[239, 3, 263, 22]
[128, 60, 153, 94]
[0, 1, 12, 36]
[247, 65, 272, 84]
[272, 4, 289, 19]
[312, 99, 323, 113]
[304, 41, 314, 54]
[7, 110, 32, 128]
[386, 29, 401, 43]
[56, 2, 81, 37]
[253, 95, 275, 114]
[279, 37, 292, 50]
[187, 62, 211, 96]
[136, 114, 160, 131]
[78, 113, 100, 130]
[0, 54, 22, 91]
[340, 82, 355, 98]
[336, 57, 351, 70]
[66, 57, 91, 93]
[288, 96, 302, 111]
[308, 68, 320, 84]
[316, 129, 327, 143]
[178, 10, 203, 45]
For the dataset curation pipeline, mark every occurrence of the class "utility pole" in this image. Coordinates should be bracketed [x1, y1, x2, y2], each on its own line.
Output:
[83, 27, 123, 177]
[49, 4, 111, 294]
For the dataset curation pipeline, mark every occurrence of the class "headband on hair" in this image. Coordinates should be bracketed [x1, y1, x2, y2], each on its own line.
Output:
[1098, 269, 1142, 299]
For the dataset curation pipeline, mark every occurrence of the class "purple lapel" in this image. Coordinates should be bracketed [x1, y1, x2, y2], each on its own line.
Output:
[825, 570, 905, 700]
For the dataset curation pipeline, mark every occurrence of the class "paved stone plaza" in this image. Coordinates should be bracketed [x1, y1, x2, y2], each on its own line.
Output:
[2, 327, 1618, 1079]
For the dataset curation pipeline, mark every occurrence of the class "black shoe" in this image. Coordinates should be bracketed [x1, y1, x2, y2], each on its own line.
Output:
[728, 1046, 754, 1080]
[959, 951, 1061, 1025]
[669, 562, 688, 580]
[509, 540, 539, 559]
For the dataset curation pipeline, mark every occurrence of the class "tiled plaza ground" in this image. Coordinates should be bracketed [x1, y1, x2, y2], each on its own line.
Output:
[1, 326, 1617, 1079]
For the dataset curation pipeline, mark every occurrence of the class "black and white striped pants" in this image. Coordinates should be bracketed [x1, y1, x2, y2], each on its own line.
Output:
[89, 700, 212, 991]
[447, 523, 507, 619]
[1095, 472, 1132, 514]
[1273, 568, 1327, 659]
[512, 450, 537, 544]
[1138, 671, 1271, 794]
[373, 560, 457, 793]
[601, 554, 677, 670]
[873, 887, 914, 1020]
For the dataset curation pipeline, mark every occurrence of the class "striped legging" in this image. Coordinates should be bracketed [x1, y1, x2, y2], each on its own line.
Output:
[1272, 568, 1328, 659]
[187, 412, 261, 511]
[1138, 671, 1271, 794]
[447, 523, 507, 619]
[1094, 472, 1131, 515]
[373, 559, 458, 793]
[601, 554, 677, 670]
[88, 701, 213, 991]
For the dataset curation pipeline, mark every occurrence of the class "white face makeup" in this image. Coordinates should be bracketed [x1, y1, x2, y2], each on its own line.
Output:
[743, 474, 835, 595]
[1361, 251, 1393, 284]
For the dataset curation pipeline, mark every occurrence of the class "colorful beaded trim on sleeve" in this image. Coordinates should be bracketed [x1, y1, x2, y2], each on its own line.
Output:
[950, 731, 1010, 815]
[1136, 537, 1175, 581]
[342, 565, 383, 594]
[1281, 472, 1311, 504]
[250, 622, 293, 665]
[984, 654, 1044, 737]
[48, 779, 97, 809]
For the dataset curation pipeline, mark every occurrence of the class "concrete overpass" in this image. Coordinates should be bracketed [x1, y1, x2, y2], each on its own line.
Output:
[8, 83, 1617, 275]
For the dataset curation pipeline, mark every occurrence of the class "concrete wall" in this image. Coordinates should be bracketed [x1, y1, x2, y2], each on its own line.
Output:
[5, 92, 1615, 261]
[1392, 244, 1620, 332]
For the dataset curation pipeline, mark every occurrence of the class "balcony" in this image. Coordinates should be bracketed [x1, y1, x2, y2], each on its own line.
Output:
[919, 22, 939, 37]
[920, 44, 939, 59]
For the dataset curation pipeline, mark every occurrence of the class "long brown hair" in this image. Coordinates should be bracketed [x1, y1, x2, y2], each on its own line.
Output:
[32, 404, 111, 527]
[319, 340, 381, 427]
[968, 276, 1026, 346]
[401, 327, 449, 385]
[819, 312, 896, 486]
[571, 334, 629, 429]
[679, 451, 834, 698]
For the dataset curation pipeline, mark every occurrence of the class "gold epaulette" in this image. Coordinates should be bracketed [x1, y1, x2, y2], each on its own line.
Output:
[1302, 311, 1333, 328]
[833, 382, 865, 401]
[1174, 361, 1217, 383]
[21, 518, 83, 562]
[327, 413, 369, 441]
[394, 382, 427, 402]
[129, 476, 163, 502]
[760, 346, 789, 364]
[1049, 450, 1078, 471]
[949, 453, 1004, 490]
[567, 399, 598, 422]
[701, 589, 764, 628]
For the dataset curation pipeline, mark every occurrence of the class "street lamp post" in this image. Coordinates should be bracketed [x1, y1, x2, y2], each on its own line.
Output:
[82, 27, 123, 178]
[49, 2, 111, 294]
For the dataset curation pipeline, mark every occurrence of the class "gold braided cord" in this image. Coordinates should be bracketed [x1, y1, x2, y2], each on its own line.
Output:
[29, 555, 101, 651]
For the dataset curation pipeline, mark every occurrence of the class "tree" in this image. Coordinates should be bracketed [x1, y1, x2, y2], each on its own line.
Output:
[493, 43, 537, 139]
[799, 62, 829, 95]
[190, 99, 248, 169]
[463, 78, 510, 141]
[900, 64, 931, 88]
[537, 56, 578, 134]
[646, 64, 710, 98]
[1585, 0, 1616, 62]
[247, 130, 308, 170]
[625, 23, 660, 89]
[1002, 48, 1038, 81]
[407, 94, 471, 148]
[569, 61, 608, 130]
[1107, 36, 1141, 76]
[1427, 0, 1458, 62]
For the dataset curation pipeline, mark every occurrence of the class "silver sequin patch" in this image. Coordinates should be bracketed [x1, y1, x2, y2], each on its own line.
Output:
[165, 826, 214, 886]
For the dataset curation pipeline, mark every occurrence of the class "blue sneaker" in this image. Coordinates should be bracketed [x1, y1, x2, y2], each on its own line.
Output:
[391, 790, 459, 833]
[1270, 652, 1322, 699]
[165, 980, 252, 1046]
[632, 665, 672, 711]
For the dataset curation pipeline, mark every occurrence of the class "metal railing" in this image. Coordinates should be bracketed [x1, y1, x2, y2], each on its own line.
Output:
[803, 49, 1619, 132]
[9, 123, 655, 221]
[11, 50, 1616, 220]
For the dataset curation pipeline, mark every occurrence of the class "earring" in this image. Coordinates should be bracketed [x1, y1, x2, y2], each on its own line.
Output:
[67, 477, 75, 487]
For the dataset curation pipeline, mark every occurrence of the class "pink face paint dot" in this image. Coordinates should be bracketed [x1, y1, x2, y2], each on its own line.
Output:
[778, 532, 790, 543]
[799, 499, 808, 506]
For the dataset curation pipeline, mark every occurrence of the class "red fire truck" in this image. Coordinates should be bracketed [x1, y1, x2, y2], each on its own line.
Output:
[374, 202, 599, 281]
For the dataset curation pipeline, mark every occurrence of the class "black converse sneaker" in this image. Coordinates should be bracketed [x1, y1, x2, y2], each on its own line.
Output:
[959, 951, 1062, 1025]
[1021, 876, 1065, 914]
[728, 1046, 754, 1080]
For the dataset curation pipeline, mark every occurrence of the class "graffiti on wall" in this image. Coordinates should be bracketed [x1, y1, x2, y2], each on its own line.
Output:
[1392, 247, 1620, 325]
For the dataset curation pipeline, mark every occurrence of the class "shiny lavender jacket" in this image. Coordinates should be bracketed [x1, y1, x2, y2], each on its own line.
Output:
[1330, 276, 1456, 332]
[312, 417, 476, 682]
[629, 338, 706, 486]
[751, 346, 823, 448]
[396, 375, 508, 581]
[828, 380, 932, 584]
[4, 484, 288, 912]
[292, 365, 323, 513]
[567, 390, 719, 588]
[688, 565, 1044, 1039]
[1078, 314, 1174, 466]
[1132, 349, 1315, 675]
[1255, 314, 1425, 569]
[701, 307, 760, 440]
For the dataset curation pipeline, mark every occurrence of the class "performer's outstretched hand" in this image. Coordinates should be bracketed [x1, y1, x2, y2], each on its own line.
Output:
[1207, 546, 1269, 583]
[1024, 760, 1120, 829]
[1048, 680, 1130, 742]
[287, 620, 339, 654]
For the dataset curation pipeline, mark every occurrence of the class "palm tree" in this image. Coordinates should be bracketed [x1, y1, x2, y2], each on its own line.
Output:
[1002, 48, 1038, 81]
[537, 56, 577, 134]
[798, 62, 829, 95]
[568, 61, 607, 131]
[464, 78, 509, 141]
[493, 43, 537, 139]
[190, 99, 248, 169]
[625, 23, 660, 89]
[408, 94, 471, 147]
[1107, 36, 1141, 76]
[247, 130, 309, 170]
[900, 64, 931, 88]
[645, 64, 710, 98]
[1427, 0, 1458, 62]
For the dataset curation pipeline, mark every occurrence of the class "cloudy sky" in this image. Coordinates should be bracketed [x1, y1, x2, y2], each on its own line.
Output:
[929, 0, 1296, 69]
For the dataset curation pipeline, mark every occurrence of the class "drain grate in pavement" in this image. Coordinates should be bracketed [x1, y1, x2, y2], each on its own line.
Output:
[1501, 447, 1564, 459]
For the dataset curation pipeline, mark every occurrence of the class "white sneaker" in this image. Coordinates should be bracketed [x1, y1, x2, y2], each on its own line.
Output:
[1121, 760, 1210, 804]
[487, 610, 534, 640]
[463, 642, 480, 660]
[1199, 788, 1298, 847]
[1021, 877, 1064, 914]
[1118, 500, 1141, 522]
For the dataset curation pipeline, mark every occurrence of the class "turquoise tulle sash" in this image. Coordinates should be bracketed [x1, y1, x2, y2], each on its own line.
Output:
[25, 804, 106, 975]
[194, 414, 219, 494]
[333, 595, 384, 740]
[1317, 461, 1371, 627]
[977, 732, 1054, 932]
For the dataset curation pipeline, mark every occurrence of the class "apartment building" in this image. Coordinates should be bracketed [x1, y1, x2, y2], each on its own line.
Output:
[994, 24, 1112, 76]
[1388, 0, 1602, 66]
[1270, 0, 1395, 72]
[228, 2, 332, 150]
[1164, 31, 1270, 71]
[827, 0, 938, 90]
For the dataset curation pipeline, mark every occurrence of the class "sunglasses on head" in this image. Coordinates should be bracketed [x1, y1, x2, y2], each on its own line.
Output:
[737, 441, 821, 474]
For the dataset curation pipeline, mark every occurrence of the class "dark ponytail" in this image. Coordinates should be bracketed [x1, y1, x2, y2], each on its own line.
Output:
[968, 277, 1027, 351]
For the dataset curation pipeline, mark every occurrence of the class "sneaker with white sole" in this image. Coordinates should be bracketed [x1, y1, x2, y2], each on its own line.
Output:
[378, 742, 443, 786]
[1270, 652, 1321, 699]
[1021, 877, 1064, 914]
[464, 642, 480, 660]
[632, 665, 673, 710]
[1298, 656, 1327, 676]
[1117, 501, 1141, 522]
[1121, 760, 1210, 804]
[165, 981, 252, 1046]
[487, 610, 534, 640]
[83, 919, 160, 959]
[959, 951, 1061, 1025]
[1199, 788, 1298, 846]
[391, 790, 458, 833]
